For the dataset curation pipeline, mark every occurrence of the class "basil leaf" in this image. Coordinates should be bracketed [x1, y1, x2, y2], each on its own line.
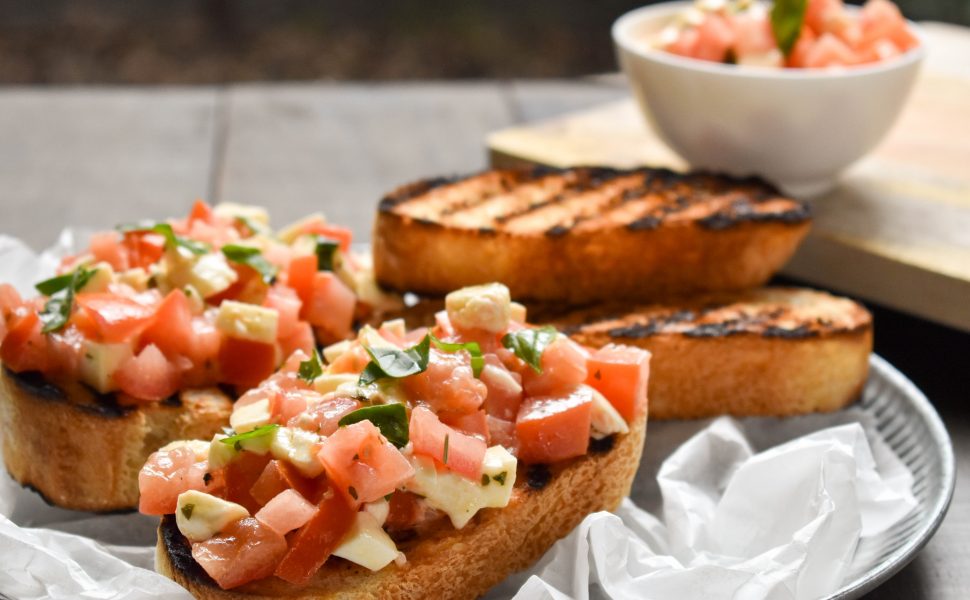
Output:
[429, 333, 484, 377]
[338, 403, 409, 448]
[38, 267, 94, 333]
[298, 349, 324, 383]
[771, 0, 807, 57]
[315, 237, 341, 271]
[219, 424, 280, 448]
[358, 335, 431, 385]
[118, 222, 209, 255]
[501, 326, 558, 374]
[234, 215, 268, 237]
[221, 244, 278, 284]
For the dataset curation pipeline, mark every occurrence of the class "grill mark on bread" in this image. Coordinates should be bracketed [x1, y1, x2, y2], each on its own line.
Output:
[5, 368, 135, 418]
[161, 515, 219, 587]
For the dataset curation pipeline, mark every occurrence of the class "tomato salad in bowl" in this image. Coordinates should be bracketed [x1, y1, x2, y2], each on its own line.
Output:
[140, 283, 650, 592]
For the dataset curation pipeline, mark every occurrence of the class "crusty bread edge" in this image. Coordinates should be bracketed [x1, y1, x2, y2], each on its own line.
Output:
[156, 411, 647, 600]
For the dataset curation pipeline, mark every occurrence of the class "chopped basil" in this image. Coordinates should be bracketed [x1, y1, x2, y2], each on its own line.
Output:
[219, 424, 280, 448]
[348, 486, 358, 500]
[481, 473, 490, 486]
[358, 335, 431, 385]
[771, 0, 807, 56]
[298, 348, 324, 383]
[203, 472, 213, 486]
[221, 244, 277, 284]
[500, 326, 558, 374]
[234, 215, 267, 237]
[315, 236, 341, 271]
[384, 493, 393, 502]
[338, 403, 409, 448]
[181, 503, 195, 520]
[493, 471, 508, 486]
[443, 434, 450, 465]
[118, 222, 209, 255]
[430, 333, 484, 377]
[38, 267, 94, 333]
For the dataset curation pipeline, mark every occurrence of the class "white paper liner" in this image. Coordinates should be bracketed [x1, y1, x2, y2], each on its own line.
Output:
[0, 232, 917, 599]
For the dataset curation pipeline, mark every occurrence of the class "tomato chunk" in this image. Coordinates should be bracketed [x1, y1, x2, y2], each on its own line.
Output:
[193, 517, 288, 590]
[516, 387, 594, 464]
[302, 272, 355, 343]
[75, 293, 155, 343]
[0, 310, 48, 373]
[138, 446, 208, 515]
[121, 232, 165, 270]
[289, 395, 361, 436]
[218, 337, 277, 388]
[286, 254, 317, 307]
[385, 491, 423, 531]
[440, 409, 489, 443]
[521, 338, 588, 397]
[114, 344, 181, 402]
[187, 199, 214, 225]
[318, 420, 415, 505]
[222, 452, 273, 514]
[249, 459, 319, 506]
[255, 489, 318, 536]
[88, 232, 128, 271]
[584, 344, 651, 422]
[274, 488, 355, 585]
[297, 219, 353, 252]
[410, 406, 486, 480]
[140, 289, 193, 357]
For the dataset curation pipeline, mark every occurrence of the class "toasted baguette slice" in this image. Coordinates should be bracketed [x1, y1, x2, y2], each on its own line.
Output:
[155, 412, 646, 600]
[554, 287, 872, 420]
[373, 167, 811, 304]
[0, 368, 232, 512]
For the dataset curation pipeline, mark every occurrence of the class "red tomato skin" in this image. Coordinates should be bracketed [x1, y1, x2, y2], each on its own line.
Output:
[255, 489, 318, 536]
[410, 406, 487, 480]
[279, 322, 314, 359]
[138, 447, 209, 515]
[286, 255, 317, 307]
[140, 289, 193, 357]
[318, 420, 415, 505]
[218, 337, 277, 388]
[88, 232, 129, 271]
[274, 488, 356, 585]
[249, 459, 320, 506]
[303, 272, 355, 343]
[74, 293, 156, 343]
[192, 517, 288, 590]
[515, 388, 594, 464]
[114, 344, 181, 402]
[288, 396, 361, 436]
[0, 310, 49, 373]
[264, 285, 302, 339]
[521, 338, 589, 397]
[187, 199, 214, 225]
[222, 452, 273, 514]
[403, 350, 487, 415]
[297, 220, 353, 252]
[440, 409, 490, 443]
[121, 232, 165, 270]
[385, 491, 423, 530]
[487, 416, 518, 453]
[585, 344, 651, 422]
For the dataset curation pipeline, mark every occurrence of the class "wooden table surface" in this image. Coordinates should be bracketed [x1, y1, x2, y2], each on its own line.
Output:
[0, 81, 966, 599]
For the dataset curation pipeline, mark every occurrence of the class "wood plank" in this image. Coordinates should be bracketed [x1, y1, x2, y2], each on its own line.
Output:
[0, 88, 220, 250]
[217, 83, 514, 239]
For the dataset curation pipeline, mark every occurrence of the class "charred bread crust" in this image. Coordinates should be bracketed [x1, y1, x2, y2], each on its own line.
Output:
[156, 412, 647, 600]
[555, 287, 873, 419]
[0, 368, 232, 512]
[373, 167, 811, 304]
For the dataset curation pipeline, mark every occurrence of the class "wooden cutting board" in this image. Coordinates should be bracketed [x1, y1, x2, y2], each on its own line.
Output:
[488, 23, 970, 333]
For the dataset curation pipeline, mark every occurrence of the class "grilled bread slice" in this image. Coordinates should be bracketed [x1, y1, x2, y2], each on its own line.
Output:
[553, 287, 872, 419]
[374, 167, 811, 304]
[0, 369, 231, 512]
[155, 413, 646, 600]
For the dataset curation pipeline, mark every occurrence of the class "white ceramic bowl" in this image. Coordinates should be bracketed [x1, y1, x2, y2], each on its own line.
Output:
[612, 2, 925, 196]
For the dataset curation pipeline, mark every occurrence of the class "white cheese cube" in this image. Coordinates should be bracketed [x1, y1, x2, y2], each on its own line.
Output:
[79, 262, 114, 294]
[216, 300, 279, 344]
[116, 267, 150, 292]
[509, 301, 527, 323]
[278, 213, 327, 244]
[175, 490, 249, 543]
[588, 385, 629, 439]
[78, 340, 133, 393]
[313, 373, 359, 395]
[270, 427, 324, 478]
[357, 325, 399, 351]
[322, 339, 351, 364]
[445, 283, 512, 333]
[229, 398, 272, 434]
[208, 433, 239, 470]
[332, 511, 401, 572]
[363, 499, 390, 527]
[213, 202, 270, 226]
[378, 318, 406, 339]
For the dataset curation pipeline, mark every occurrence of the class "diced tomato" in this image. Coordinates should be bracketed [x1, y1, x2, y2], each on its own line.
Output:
[74, 293, 156, 343]
[695, 14, 735, 62]
[277, 388, 322, 424]
[585, 344, 651, 422]
[0, 310, 48, 373]
[140, 289, 193, 357]
[138, 446, 208, 515]
[249, 459, 319, 506]
[114, 344, 181, 402]
[179, 317, 222, 386]
[303, 272, 355, 343]
[666, 26, 700, 58]
[733, 13, 777, 58]
[803, 32, 858, 67]
[409, 406, 486, 480]
[318, 420, 415, 505]
[255, 489, 318, 536]
[403, 350, 487, 415]
[207, 265, 266, 305]
[440, 409, 489, 443]
[193, 517, 288, 590]
[121, 232, 166, 270]
[222, 451, 273, 514]
[279, 322, 314, 359]
[88, 232, 129, 271]
[45, 327, 84, 378]
[385, 491, 423, 531]
[480, 361, 523, 420]
[787, 27, 819, 68]
[805, 0, 845, 35]
[289, 396, 361, 436]
[264, 285, 302, 339]
[274, 488, 355, 585]
[515, 387, 594, 464]
[521, 338, 588, 397]
[326, 343, 370, 374]
[218, 337, 277, 388]
[296, 219, 353, 253]
[0, 284, 22, 319]
[187, 199, 214, 225]
[285, 254, 317, 307]
[487, 416, 518, 452]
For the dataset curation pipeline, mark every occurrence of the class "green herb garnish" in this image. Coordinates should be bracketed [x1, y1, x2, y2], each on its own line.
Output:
[348, 486, 358, 501]
[493, 471, 508, 486]
[430, 333, 484, 377]
[358, 335, 432, 385]
[500, 326, 558, 374]
[181, 503, 195, 520]
[443, 434, 450, 465]
[219, 424, 280, 448]
[771, 0, 808, 57]
[118, 222, 210, 255]
[481, 474, 490, 486]
[37, 267, 94, 333]
[221, 244, 277, 284]
[315, 237, 341, 271]
[234, 215, 267, 237]
[338, 403, 409, 448]
[203, 473, 213, 486]
[298, 349, 324, 384]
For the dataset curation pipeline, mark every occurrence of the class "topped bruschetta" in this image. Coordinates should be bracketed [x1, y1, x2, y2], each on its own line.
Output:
[142, 283, 650, 597]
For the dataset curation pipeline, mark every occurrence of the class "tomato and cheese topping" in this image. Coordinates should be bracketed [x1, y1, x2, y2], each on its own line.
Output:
[0, 201, 398, 402]
[137, 282, 651, 590]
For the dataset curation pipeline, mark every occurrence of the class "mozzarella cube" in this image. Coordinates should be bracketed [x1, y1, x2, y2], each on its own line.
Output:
[332, 511, 401, 572]
[176, 490, 249, 543]
[363, 498, 390, 526]
[278, 213, 327, 244]
[188, 252, 238, 298]
[313, 373, 359, 395]
[270, 427, 324, 478]
[78, 340, 133, 393]
[322, 339, 351, 364]
[357, 325, 399, 351]
[116, 267, 150, 292]
[208, 433, 239, 470]
[509, 301, 527, 323]
[213, 202, 270, 226]
[588, 385, 630, 439]
[79, 262, 114, 294]
[445, 283, 511, 333]
[216, 300, 279, 344]
[229, 398, 272, 434]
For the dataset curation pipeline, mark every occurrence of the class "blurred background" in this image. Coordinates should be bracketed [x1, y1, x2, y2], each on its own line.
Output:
[1, 0, 966, 84]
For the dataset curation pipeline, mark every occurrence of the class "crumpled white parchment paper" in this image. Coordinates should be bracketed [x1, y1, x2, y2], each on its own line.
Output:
[0, 233, 917, 600]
